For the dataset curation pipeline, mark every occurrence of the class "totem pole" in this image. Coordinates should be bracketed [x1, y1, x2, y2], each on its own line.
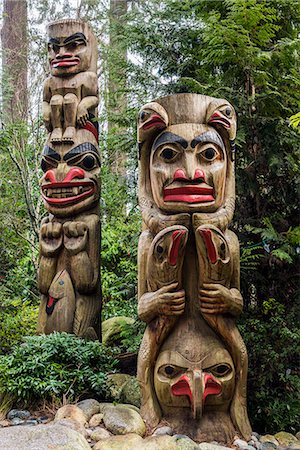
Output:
[137, 94, 252, 443]
[37, 19, 101, 339]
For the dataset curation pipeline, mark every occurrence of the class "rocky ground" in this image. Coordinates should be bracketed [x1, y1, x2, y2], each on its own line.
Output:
[0, 399, 299, 450]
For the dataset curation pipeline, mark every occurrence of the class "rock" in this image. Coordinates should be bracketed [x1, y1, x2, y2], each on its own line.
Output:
[24, 419, 39, 426]
[90, 427, 112, 441]
[7, 409, 31, 420]
[107, 374, 132, 401]
[37, 416, 50, 424]
[99, 402, 140, 413]
[260, 435, 279, 446]
[0, 423, 91, 449]
[55, 404, 87, 427]
[102, 316, 135, 345]
[274, 432, 298, 446]
[142, 435, 177, 449]
[11, 417, 25, 426]
[121, 376, 141, 408]
[260, 443, 277, 450]
[174, 435, 199, 449]
[103, 404, 146, 436]
[152, 426, 174, 436]
[93, 433, 143, 450]
[199, 443, 232, 450]
[251, 435, 259, 443]
[76, 399, 101, 421]
[287, 443, 300, 450]
[252, 433, 261, 439]
[89, 413, 104, 428]
[234, 438, 252, 449]
[296, 433, 300, 441]
[55, 418, 88, 438]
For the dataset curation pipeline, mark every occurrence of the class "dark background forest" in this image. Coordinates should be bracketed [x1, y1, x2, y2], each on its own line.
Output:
[0, 0, 299, 434]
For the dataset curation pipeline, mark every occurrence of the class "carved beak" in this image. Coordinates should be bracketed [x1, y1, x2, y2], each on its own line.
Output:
[171, 370, 221, 419]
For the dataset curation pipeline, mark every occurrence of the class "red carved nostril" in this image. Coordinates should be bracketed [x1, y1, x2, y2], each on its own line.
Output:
[44, 170, 57, 183]
[169, 230, 187, 266]
[203, 373, 222, 401]
[63, 167, 85, 182]
[171, 375, 193, 403]
[173, 169, 188, 181]
[193, 169, 205, 181]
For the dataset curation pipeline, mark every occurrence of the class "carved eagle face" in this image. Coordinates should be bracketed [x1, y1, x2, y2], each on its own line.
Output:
[149, 124, 227, 214]
[40, 143, 100, 217]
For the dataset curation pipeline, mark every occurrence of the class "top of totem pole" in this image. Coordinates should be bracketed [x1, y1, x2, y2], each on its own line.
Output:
[47, 19, 97, 75]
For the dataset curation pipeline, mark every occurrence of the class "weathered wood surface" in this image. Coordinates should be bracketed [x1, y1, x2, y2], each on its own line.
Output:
[37, 19, 101, 339]
[137, 93, 251, 443]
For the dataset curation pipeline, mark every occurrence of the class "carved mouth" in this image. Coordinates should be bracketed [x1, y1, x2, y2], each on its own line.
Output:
[163, 185, 214, 203]
[142, 115, 166, 130]
[51, 57, 80, 68]
[41, 181, 95, 206]
[209, 113, 230, 129]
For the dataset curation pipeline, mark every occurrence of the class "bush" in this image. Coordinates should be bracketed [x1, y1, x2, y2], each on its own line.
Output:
[0, 332, 117, 406]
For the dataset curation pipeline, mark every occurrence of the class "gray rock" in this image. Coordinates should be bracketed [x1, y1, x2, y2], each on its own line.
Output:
[24, 419, 39, 426]
[174, 435, 199, 449]
[199, 443, 232, 450]
[103, 404, 146, 436]
[274, 432, 298, 446]
[99, 402, 140, 413]
[143, 435, 177, 449]
[260, 435, 279, 446]
[152, 426, 173, 436]
[55, 418, 88, 438]
[121, 376, 141, 408]
[7, 409, 31, 420]
[76, 398, 101, 421]
[55, 405, 87, 427]
[11, 417, 25, 426]
[93, 433, 143, 450]
[251, 436, 259, 443]
[260, 443, 277, 450]
[102, 316, 134, 345]
[89, 413, 104, 428]
[296, 433, 300, 441]
[0, 423, 91, 450]
[234, 439, 251, 449]
[90, 427, 111, 441]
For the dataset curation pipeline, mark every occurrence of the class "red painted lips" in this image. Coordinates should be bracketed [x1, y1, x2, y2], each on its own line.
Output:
[51, 57, 80, 68]
[41, 181, 95, 206]
[163, 185, 214, 203]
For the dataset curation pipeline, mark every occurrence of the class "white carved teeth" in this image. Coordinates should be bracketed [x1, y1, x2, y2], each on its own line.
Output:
[45, 185, 90, 198]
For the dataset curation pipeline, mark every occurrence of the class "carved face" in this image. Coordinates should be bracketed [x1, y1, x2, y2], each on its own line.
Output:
[150, 124, 227, 213]
[154, 347, 235, 419]
[48, 31, 92, 77]
[40, 143, 100, 217]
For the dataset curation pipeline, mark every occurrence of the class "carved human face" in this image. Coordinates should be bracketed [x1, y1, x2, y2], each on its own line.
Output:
[40, 143, 100, 217]
[48, 31, 91, 77]
[150, 124, 227, 213]
[154, 347, 235, 419]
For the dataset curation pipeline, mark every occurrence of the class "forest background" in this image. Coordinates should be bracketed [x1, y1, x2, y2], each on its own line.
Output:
[0, 0, 299, 434]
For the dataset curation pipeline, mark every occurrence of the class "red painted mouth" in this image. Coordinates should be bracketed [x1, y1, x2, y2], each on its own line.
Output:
[51, 57, 80, 68]
[164, 186, 214, 203]
[41, 181, 95, 206]
[142, 115, 166, 130]
[209, 112, 230, 129]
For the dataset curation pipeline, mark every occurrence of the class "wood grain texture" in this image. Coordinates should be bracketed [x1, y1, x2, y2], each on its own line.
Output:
[37, 20, 101, 339]
[137, 93, 251, 443]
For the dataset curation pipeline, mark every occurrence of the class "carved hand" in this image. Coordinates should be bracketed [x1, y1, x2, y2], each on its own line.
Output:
[138, 282, 185, 323]
[40, 221, 63, 257]
[77, 105, 89, 127]
[63, 221, 88, 255]
[199, 283, 242, 316]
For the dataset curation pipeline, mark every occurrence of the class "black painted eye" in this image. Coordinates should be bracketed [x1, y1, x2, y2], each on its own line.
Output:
[161, 147, 177, 161]
[157, 245, 164, 254]
[139, 110, 149, 121]
[210, 364, 231, 377]
[80, 155, 97, 170]
[225, 107, 232, 117]
[202, 147, 217, 161]
[165, 366, 175, 376]
[41, 157, 57, 173]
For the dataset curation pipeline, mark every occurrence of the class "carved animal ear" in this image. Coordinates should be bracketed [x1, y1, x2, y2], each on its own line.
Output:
[137, 102, 169, 146]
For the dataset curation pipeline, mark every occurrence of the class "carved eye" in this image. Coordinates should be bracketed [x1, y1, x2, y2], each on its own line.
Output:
[76, 154, 98, 171]
[209, 364, 232, 377]
[139, 110, 149, 122]
[220, 106, 232, 118]
[165, 366, 175, 376]
[160, 147, 178, 162]
[41, 157, 57, 173]
[200, 147, 218, 161]
[157, 245, 164, 254]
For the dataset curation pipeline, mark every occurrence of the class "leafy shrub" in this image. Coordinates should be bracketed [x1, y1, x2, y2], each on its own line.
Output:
[0, 333, 117, 406]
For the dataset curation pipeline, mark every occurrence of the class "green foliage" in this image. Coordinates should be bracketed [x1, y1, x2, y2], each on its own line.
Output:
[118, 320, 145, 354]
[0, 333, 117, 406]
[239, 298, 300, 433]
[290, 112, 300, 129]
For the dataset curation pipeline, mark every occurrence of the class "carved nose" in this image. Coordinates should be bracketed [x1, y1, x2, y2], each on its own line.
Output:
[193, 169, 205, 181]
[173, 169, 188, 181]
[44, 170, 56, 183]
[56, 51, 73, 59]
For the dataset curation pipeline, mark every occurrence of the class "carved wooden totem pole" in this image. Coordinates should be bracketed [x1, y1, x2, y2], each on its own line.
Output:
[137, 94, 252, 443]
[37, 19, 101, 339]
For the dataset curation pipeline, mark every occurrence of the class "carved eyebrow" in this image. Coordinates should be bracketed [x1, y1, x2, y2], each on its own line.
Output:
[42, 146, 60, 161]
[64, 32, 87, 45]
[153, 132, 188, 151]
[48, 37, 60, 46]
[191, 131, 225, 151]
[63, 143, 100, 162]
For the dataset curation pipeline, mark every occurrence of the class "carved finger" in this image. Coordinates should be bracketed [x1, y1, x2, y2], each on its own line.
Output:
[63, 222, 72, 237]
[159, 282, 178, 293]
[52, 222, 62, 238]
[76, 222, 88, 236]
[170, 304, 185, 311]
[200, 307, 220, 315]
[199, 289, 219, 298]
[202, 283, 220, 290]
[200, 300, 220, 307]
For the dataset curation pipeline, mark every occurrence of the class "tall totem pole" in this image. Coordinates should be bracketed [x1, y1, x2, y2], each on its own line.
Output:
[37, 19, 101, 339]
[137, 94, 252, 443]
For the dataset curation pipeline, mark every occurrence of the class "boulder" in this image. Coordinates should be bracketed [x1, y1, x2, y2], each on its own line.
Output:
[102, 316, 134, 346]
[99, 402, 140, 413]
[0, 423, 91, 450]
[260, 435, 279, 446]
[142, 435, 177, 449]
[90, 427, 111, 441]
[274, 432, 298, 446]
[76, 398, 101, 421]
[107, 373, 141, 407]
[199, 444, 232, 450]
[93, 433, 143, 450]
[174, 435, 199, 449]
[152, 426, 174, 436]
[55, 405, 87, 427]
[54, 418, 88, 438]
[7, 409, 31, 420]
[102, 404, 146, 436]
[89, 413, 104, 428]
